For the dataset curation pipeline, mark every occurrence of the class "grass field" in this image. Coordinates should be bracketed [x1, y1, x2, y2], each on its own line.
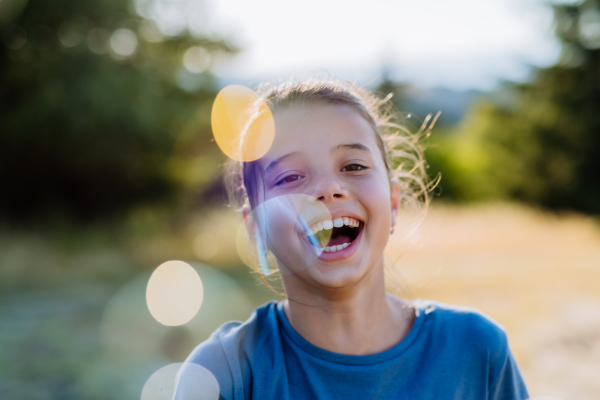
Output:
[0, 203, 598, 399]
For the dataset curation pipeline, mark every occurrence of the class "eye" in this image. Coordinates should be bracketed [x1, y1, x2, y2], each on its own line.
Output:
[342, 164, 368, 172]
[276, 174, 302, 186]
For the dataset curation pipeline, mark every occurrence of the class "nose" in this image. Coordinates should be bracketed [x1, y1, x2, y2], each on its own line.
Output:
[312, 175, 348, 203]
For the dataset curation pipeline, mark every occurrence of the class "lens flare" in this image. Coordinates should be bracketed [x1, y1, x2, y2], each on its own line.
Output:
[110, 28, 138, 57]
[236, 221, 277, 276]
[87, 28, 110, 54]
[141, 363, 180, 400]
[211, 85, 275, 162]
[193, 233, 219, 261]
[146, 261, 204, 326]
[236, 194, 331, 275]
[99, 263, 252, 362]
[183, 46, 210, 73]
[141, 362, 219, 400]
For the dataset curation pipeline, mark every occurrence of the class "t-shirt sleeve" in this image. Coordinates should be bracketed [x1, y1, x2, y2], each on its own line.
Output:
[172, 333, 235, 400]
[488, 329, 529, 400]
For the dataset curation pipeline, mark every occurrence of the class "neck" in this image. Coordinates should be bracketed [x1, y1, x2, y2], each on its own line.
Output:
[281, 263, 415, 355]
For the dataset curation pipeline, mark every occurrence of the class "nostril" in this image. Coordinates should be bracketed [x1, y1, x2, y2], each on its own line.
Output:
[317, 193, 343, 201]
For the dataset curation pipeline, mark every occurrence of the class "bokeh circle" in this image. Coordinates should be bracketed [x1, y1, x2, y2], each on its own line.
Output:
[211, 85, 275, 162]
[146, 260, 204, 326]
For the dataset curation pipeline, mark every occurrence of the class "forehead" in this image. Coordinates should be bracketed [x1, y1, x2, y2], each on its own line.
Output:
[261, 103, 380, 164]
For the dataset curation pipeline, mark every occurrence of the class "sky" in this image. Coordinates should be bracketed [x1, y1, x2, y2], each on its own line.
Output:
[150, 0, 569, 90]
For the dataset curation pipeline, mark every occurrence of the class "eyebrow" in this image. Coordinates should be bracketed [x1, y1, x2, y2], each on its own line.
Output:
[264, 151, 301, 174]
[331, 143, 372, 155]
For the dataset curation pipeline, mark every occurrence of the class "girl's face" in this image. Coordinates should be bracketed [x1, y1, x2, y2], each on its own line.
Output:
[252, 103, 399, 291]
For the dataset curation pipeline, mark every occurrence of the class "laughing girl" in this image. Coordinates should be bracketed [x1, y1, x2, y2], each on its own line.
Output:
[174, 77, 529, 400]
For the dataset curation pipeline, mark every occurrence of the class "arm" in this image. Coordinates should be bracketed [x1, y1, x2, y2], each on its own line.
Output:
[488, 331, 529, 400]
[172, 338, 234, 400]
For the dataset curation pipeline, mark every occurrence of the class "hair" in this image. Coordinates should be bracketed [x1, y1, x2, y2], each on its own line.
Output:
[224, 75, 439, 296]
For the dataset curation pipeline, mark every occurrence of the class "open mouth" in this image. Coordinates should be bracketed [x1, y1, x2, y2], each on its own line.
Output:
[306, 217, 363, 253]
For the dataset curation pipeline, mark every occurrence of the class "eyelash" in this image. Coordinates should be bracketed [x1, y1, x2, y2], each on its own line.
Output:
[342, 163, 368, 172]
[275, 174, 302, 186]
[275, 164, 368, 186]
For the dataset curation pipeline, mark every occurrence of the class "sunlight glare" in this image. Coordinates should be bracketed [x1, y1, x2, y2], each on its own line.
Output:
[183, 46, 210, 73]
[236, 194, 331, 275]
[146, 260, 204, 326]
[193, 233, 220, 261]
[211, 85, 275, 162]
[110, 28, 138, 57]
[141, 362, 219, 400]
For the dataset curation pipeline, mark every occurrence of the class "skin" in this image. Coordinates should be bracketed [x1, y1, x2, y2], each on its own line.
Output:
[246, 103, 415, 355]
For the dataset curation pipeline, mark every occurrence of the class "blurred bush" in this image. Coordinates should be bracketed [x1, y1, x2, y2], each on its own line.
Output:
[424, 0, 600, 214]
[0, 0, 236, 224]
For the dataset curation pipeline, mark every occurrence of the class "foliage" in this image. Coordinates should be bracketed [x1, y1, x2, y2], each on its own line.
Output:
[435, 0, 600, 213]
[0, 0, 236, 223]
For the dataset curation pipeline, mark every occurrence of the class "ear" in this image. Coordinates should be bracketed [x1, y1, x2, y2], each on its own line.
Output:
[242, 204, 254, 234]
[242, 203, 270, 262]
[390, 179, 400, 226]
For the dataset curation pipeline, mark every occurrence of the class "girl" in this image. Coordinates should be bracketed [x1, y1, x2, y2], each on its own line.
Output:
[174, 77, 529, 400]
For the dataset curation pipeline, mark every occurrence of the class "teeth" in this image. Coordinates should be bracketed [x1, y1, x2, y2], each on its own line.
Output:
[308, 217, 361, 234]
[323, 243, 350, 253]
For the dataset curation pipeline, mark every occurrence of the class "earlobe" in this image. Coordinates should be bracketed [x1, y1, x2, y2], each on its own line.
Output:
[390, 179, 400, 228]
[242, 204, 251, 224]
[242, 204, 255, 235]
[241, 204, 271, 275]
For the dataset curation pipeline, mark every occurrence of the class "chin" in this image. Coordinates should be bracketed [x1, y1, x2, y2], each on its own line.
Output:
[309, 261, 373, 290]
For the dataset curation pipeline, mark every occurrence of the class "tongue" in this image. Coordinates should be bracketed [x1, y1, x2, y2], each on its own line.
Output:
[327, 234, 352, 247]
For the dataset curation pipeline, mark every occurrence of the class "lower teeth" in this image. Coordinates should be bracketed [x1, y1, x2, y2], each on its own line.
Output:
[323, 242, 350, 253]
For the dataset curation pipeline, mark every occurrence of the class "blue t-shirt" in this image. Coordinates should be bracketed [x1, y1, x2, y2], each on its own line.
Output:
[174, 299, 529, 400]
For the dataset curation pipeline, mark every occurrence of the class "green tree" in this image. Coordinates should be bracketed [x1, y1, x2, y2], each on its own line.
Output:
[451, 0, 600, 213]
[0, 0, 236, 223]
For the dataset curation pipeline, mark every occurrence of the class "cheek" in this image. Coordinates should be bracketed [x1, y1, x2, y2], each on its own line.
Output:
[256, 203, 296, 248]
[357, 177, 393, 227]
[255, 195, 329, 272]
[254, 195, 309, 256]
[262, 210, 309, 272]
[266, 209, 294, 240]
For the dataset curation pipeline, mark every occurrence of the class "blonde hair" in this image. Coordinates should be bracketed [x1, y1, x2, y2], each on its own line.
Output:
[225, 75, 438, 295]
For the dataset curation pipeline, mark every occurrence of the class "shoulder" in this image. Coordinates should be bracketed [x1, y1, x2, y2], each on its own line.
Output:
[187, 300, 279, 359]
[174, 301, 280, 400]
[413, 300, 529, 399]
[414, 299, 509, 356]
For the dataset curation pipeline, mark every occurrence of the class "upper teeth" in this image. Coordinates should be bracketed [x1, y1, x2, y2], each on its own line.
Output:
[309, 217, 360, 234]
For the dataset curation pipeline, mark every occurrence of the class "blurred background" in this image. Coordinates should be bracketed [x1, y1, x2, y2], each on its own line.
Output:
[1, 0, 599, 398]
